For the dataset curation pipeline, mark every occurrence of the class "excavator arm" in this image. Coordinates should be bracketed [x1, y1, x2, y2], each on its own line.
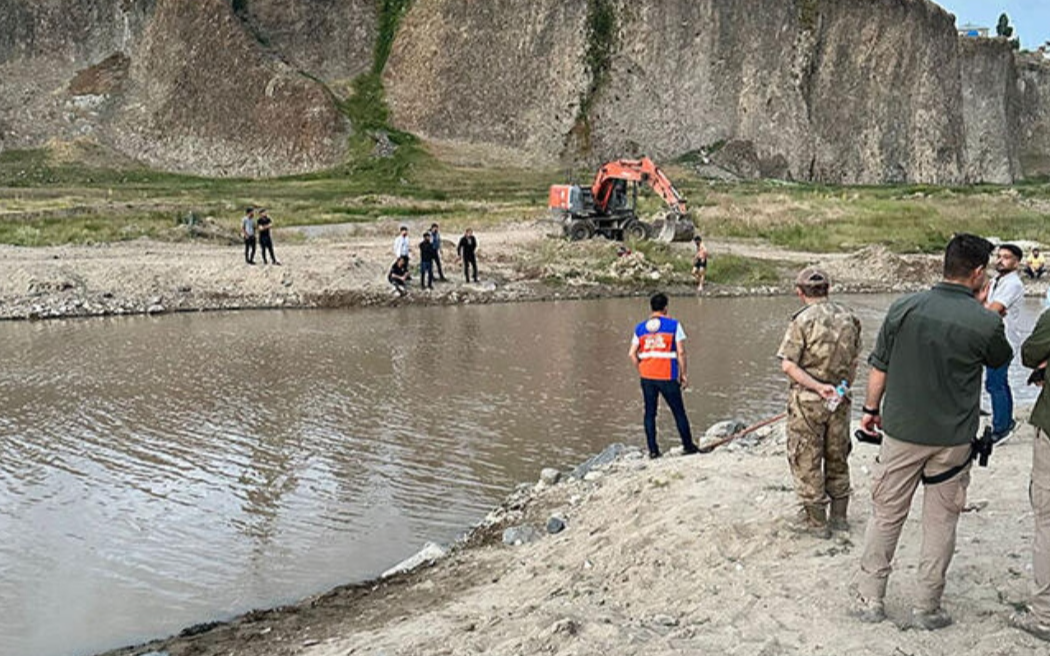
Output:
[591, 157, 688, 215]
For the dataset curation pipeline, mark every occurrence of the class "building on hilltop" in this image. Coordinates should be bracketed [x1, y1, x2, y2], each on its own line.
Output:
[958, 23, 990, 38]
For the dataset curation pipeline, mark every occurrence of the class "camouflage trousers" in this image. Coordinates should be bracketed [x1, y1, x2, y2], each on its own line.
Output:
[786, 392, 852, 507]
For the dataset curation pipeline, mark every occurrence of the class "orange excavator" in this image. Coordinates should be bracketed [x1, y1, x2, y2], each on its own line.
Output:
[548, 157, 696, 242]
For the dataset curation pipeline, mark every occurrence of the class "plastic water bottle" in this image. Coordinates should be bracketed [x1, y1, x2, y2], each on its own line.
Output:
[826, 380, 849, 412]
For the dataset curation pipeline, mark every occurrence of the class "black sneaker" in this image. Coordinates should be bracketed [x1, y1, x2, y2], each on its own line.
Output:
[648, 451, 661, 460]
[991, 419, 1017, 445]
[683, 444, 712, 455]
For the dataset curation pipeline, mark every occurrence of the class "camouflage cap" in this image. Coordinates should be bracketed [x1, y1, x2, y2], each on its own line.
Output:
[796, 267, 830, 287]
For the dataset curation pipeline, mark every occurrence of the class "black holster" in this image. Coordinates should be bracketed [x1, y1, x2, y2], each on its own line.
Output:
[921, 427, 993, 486]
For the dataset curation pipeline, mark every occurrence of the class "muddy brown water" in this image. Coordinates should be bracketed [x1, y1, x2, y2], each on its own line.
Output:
[1, 295, 1044, 656]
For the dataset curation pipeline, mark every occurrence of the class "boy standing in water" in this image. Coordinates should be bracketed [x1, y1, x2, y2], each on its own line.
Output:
[692, 236, 708, 292]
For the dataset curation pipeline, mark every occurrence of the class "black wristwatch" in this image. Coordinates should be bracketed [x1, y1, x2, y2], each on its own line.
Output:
[862, 406, 880, 416]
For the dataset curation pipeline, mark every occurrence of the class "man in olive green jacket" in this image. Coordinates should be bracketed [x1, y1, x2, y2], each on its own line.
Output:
[1015, 311, 1050, 641]
[852, 233, 1011, 630]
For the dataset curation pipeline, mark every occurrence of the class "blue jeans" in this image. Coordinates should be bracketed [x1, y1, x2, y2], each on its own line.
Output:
[420, 261, 434, 288]
[986, 363, 1013, 434]
[641, 378, 695, 455]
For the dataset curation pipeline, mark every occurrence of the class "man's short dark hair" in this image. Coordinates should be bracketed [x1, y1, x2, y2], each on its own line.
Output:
[245, 207, 254, 213]
[944, 233, 993, 279]
[1000, 243, 1023, 260]
[650, 292, 669, 312]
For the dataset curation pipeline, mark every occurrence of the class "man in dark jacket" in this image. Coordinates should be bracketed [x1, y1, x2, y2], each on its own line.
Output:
[457, 228, 478, 283]
[852, 233, 1012, 630]
[430, 223, 446, 281]
[419, 232, 436, 290]
[1014, 311, 1050, 641]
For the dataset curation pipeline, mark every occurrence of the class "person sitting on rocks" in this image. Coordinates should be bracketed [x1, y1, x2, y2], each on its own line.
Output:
[1026, 248, 1046, 279]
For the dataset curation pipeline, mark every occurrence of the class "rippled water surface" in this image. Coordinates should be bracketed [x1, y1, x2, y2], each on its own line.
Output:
[0, 295, 1043, 656]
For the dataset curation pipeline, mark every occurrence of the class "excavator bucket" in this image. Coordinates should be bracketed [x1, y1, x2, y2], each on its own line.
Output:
[651, 212, 696, 243]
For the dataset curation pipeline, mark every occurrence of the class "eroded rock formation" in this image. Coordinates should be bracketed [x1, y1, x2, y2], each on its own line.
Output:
[0, 0, 1047, 183]
[0, 0, 351, 177]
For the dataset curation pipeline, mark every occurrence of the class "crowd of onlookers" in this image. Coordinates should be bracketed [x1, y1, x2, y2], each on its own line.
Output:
[236, 208, 482, 297]
[389, 224, 479, 296]
[233, 208, 1050, 308]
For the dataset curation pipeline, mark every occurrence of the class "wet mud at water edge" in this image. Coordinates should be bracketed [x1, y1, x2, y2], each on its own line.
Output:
[1, 294, 1043, 656]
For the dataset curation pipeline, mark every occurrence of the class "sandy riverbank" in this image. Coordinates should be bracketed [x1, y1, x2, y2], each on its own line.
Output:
[0, 219, 1006, 322]
[98, 408, 1048, 656]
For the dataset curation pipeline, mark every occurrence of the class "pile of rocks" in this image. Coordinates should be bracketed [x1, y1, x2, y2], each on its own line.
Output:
[607, 251, 674, 282]
[820, 244, 938, 291]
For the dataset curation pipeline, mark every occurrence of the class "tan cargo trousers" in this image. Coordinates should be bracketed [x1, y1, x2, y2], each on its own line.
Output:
[1029, 431, 1050, 623]
[855, 435, 972, 612]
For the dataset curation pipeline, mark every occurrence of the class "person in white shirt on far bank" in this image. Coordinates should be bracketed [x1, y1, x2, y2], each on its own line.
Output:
[986, 243, 1026, 442]
[393, 225, 411, 276]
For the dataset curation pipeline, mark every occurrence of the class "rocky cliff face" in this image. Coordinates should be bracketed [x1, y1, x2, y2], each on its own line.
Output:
[958, 39, 1021, 184]
[386, 0, 976, 184]
[805, 0, 964, 183]
[0, 0, 154, 149]
[106, 0, 349, 177]
[0, 0, 351, 177]
[0, 0, 1046, 183]
[235, 0, 376, 84]
[384, 0, 590, 167]
[1017, 53, 1050, 179]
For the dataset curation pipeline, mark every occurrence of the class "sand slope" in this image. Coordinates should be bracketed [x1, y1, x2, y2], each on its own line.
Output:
[291, 419, 1043, 656]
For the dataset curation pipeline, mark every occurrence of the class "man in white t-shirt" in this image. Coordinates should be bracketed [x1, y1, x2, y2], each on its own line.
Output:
[986, 243, 1025, 442]
[393, 225, 411, 272]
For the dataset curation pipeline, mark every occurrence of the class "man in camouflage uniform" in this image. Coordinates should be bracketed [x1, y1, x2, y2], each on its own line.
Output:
[777, 268, 862, 538]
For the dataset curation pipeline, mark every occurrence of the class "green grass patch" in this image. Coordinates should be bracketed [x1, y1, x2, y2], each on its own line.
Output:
[707, 253, 782, 286]
[375, 0, 414, 75]
[0, 212, 179, 246]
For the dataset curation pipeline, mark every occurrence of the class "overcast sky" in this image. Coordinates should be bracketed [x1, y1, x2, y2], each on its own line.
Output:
[935, 1, 1049, 49]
